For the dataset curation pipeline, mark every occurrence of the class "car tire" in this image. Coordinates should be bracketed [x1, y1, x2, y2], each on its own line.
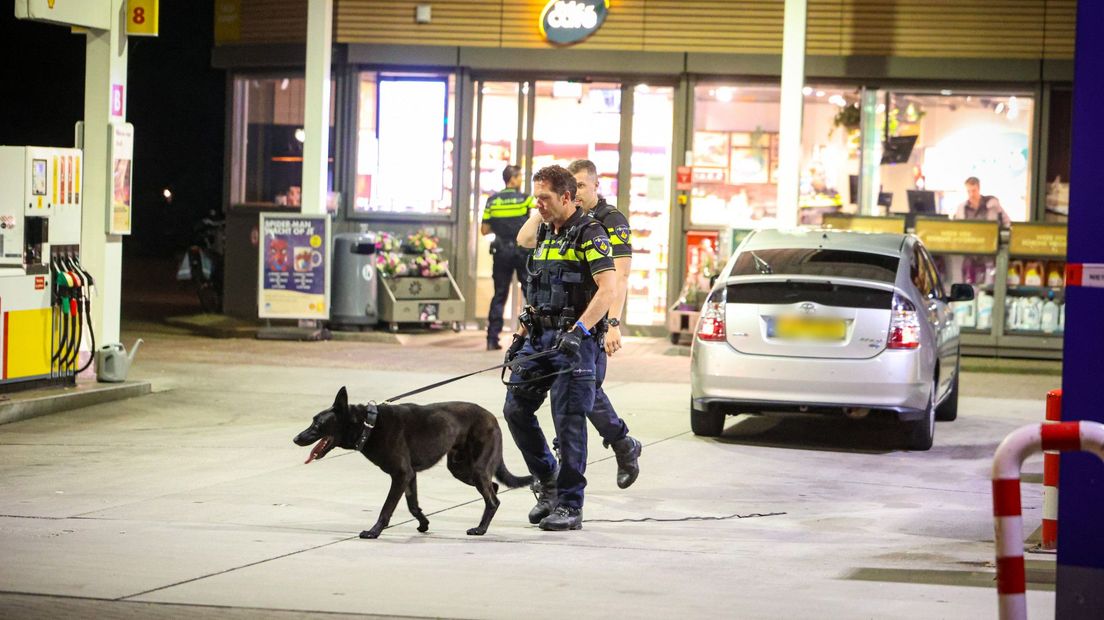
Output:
[904, 383, 936, 451]
[691, 402, 726, 437]
[935, 361, 960, 422]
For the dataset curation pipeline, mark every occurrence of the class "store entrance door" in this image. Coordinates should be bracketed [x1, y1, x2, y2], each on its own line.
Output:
[471, 78, 674, 328]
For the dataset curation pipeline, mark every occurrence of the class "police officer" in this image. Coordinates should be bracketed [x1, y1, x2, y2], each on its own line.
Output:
[516, 160, 642, 489]
[502, 165, 617, 532]
[481, 165, 533, 350]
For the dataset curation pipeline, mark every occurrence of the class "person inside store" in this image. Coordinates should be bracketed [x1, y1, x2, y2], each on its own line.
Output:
[515, 160, 643, 491]
[954, 176, 1011, 227]
[502, 165, 616, 531]
[481, 165, 534, 351]
[952, 176, 1010, 285]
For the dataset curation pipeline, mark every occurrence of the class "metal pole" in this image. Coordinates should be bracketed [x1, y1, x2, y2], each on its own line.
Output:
[775, 0, 807, 229]
[302, 0, 333, 216]
[81, 0, 128, 348]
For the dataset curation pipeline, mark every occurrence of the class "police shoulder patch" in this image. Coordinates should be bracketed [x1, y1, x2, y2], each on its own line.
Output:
[613, 225, 631, 243]
[593, 235, 612, 257]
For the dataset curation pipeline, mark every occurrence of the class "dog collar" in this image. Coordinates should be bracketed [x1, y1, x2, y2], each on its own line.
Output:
[354, 403, 379, 453]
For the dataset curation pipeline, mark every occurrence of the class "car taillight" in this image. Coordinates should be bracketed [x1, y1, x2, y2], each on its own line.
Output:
[696, 288, 726, 342]
[888, 293, 921, 349]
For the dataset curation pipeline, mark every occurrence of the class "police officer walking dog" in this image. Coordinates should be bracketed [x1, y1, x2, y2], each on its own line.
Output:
[482, 165, 533, 351]
[502, 165, 617, 531]
[517, 160, 642, 491]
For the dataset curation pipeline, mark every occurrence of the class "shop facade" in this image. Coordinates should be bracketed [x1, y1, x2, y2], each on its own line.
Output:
[211, 0, 1076, 351]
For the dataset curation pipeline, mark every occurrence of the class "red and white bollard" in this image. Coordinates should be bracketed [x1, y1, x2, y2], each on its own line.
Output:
[992, 420, 1104, 620]
[1040, 390, 1061, 550]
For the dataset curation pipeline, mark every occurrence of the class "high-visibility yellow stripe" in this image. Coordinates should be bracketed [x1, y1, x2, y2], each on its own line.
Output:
[532, 248, 581, 261]
[584, 248, 607, 262]
[485, 205, 529, 218]
[609, 235, 628, 246]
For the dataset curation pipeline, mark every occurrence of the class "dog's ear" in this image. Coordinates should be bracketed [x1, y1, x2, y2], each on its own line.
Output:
[333, 386, 349, 418]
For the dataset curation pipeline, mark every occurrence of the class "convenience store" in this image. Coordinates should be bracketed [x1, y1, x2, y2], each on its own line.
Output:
[212, 0, 1076, 354]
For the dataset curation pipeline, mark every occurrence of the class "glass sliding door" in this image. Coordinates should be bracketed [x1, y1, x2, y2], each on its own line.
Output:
[531, 81, 622, 197]
[470, 77, 675, 328]
[627, 85, 674, 325]
[472, 81, 526, 322]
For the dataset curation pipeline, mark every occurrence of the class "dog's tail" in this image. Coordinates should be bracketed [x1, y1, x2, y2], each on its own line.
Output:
[494, 462, 534, 489]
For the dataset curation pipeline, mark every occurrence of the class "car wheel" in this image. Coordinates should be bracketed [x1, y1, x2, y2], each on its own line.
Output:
[691, 401, 726, 437]
[904, 382, 936, 451]
[935, 360, 960, 422]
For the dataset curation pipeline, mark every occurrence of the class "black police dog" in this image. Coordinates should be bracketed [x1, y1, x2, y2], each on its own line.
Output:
[293, 386, 533, 539]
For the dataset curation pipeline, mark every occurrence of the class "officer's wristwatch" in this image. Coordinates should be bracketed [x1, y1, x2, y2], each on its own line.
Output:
[607, 318, 621, 327]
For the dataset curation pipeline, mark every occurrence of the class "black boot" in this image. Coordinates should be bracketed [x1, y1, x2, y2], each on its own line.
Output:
[610, 436, 642, 489]
[528, 474, 557, 524]
[538, 505, 582, 531]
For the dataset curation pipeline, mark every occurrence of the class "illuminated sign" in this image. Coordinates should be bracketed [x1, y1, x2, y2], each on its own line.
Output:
[539, 0, 609, 46]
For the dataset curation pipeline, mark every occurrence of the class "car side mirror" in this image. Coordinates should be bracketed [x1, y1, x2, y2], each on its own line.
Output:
[949, 283, 975, 302]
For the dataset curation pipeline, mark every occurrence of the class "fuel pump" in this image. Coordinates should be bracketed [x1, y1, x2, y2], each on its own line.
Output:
[0, 146, 89, 391]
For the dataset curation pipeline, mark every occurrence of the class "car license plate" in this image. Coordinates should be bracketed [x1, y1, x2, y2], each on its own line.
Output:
[769, 316, 847, 341]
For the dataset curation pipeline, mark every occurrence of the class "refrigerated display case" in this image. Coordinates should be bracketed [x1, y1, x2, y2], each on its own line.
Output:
[911, 218, 1002, 354]
[998, 223, 1066, 358]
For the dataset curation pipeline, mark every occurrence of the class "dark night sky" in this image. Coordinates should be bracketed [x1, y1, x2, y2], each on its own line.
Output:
[0, 3, 225, 257]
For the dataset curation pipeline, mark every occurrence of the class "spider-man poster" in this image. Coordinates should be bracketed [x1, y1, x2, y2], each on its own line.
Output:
[258, 214, 330, 319]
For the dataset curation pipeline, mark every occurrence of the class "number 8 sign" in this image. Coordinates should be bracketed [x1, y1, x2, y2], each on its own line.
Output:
[126, 0, 159, 37]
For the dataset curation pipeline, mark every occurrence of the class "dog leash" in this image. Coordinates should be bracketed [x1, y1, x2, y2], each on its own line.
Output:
[382, 348, 560, 404]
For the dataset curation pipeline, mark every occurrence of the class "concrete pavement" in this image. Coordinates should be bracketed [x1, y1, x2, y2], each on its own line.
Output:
[0, 323, 1061, 618]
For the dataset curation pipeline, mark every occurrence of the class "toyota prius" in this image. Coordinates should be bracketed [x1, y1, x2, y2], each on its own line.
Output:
[689, 229, 974, 450]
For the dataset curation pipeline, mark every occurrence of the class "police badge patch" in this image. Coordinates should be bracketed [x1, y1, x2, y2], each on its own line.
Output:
[593, 236, 612, 256]
[613, 225, 631, 243]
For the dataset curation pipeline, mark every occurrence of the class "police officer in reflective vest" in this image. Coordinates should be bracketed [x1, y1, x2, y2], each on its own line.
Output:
[516, 160, 642, 490]
[482, 165, 534, 350]
[502, 165, 617, 531]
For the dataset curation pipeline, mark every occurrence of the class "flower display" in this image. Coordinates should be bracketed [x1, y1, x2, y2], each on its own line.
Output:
[375, 231, 449, 278]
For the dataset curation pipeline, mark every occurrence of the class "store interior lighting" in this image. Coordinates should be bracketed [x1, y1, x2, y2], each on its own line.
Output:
[715, 87, 733, 103]
[552, 81, 584, 99]
[280, 78, 289, 91]
[802, 86, 813, 96]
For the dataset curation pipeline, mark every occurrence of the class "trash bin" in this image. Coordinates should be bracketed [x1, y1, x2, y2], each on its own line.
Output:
[331, 232, 379, 329]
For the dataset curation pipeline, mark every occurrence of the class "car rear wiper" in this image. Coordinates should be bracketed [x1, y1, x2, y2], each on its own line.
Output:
[751, 251, 772, 274]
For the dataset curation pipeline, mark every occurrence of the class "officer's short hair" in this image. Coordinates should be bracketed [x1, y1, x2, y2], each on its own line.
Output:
[533, 165, 577, 201]
[567, 159, 598, 179]
[503, 165, 522, 185]
[965, 176, 980, 187]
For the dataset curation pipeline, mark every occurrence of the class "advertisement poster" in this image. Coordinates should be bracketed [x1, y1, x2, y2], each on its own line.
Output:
[258, 214, 331, 319]
[108, 123, 134, 235]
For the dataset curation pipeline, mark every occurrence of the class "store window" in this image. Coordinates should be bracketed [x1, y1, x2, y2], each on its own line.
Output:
[229, 74, 335, 207]
[691, 83, 858, 227]
[354, 72, 456, 217]
[877, 91, 1034, 223]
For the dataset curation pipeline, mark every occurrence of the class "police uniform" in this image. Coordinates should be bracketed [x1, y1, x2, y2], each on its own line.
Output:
[586, 197, 633, 445]
[481, 188, 533, 345]
[503, 207, 614, 514]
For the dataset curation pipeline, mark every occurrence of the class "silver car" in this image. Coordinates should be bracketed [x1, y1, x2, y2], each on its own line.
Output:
[689, 229, 974, 450]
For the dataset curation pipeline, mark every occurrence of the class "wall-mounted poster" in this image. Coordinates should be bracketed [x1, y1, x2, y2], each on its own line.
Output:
[108, 122, 134, 235]
[692, 131, 729, 168]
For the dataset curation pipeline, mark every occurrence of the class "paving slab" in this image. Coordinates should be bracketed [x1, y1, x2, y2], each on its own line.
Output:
[0, 326, 1063, 619]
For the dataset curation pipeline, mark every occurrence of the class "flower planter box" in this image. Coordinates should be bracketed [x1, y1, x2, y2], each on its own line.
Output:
[667, 307, 701, 345]
[378, 269, 466, 332]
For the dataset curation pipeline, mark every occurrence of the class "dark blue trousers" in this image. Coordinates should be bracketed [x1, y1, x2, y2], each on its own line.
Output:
[503, 329, 597, 510]
[591, 346, 629, 444]
[486, 248, 529, 343]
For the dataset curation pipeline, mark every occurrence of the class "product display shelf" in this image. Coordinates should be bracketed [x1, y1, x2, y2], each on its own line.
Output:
[996, 225, 1067, 359]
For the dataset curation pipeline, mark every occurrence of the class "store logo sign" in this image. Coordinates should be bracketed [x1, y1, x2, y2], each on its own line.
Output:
[539, 0, 609, 46]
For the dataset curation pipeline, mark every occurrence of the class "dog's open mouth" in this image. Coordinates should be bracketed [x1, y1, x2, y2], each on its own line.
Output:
[305, 436, 335, 464]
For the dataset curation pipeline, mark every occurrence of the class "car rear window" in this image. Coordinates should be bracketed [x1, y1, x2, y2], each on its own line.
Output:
[727, 281, 894, 309]
[731, 248, 899, 283]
